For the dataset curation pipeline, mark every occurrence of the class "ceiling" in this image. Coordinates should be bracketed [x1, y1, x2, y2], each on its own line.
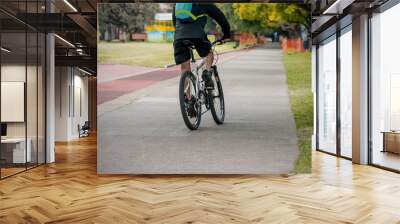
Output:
[97, 0, 309, 3]
[0, 0, 97, 74]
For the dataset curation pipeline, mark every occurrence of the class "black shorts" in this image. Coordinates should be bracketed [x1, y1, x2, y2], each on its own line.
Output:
[173, 38, 212, 65]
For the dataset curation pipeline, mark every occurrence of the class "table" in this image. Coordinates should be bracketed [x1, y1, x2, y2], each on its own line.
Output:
[1, 138, 31, 164]
[382, 131, 400, 154]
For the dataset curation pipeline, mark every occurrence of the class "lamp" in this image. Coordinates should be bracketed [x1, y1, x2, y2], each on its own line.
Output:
[1, 47, 11, 53]
[78, 67, 93, 76]
[322, 0, 355, 15]
[54, 34, 75, 48]
[63, 0, 78, 12]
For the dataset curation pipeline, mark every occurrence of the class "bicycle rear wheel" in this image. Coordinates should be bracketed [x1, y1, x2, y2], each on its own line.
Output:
[209, 66, 225, 124]
[179, 71, 201, 130]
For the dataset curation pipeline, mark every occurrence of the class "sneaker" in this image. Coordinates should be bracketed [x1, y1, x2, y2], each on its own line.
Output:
[202, 70, 214, 89]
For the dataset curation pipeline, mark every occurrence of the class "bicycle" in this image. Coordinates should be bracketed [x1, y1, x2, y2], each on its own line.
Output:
[178, 39, 226, 130]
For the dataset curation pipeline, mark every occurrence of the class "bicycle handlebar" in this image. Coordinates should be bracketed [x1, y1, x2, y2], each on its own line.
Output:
[211, 39, 232, 46]
[211, 40, 223, 46]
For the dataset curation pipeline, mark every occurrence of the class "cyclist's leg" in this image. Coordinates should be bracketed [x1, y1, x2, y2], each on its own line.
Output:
[194, 38, 214, 88]
[205, 52, 214, 71]
[174, 40, 193, 99]
[174, 39, 191, 69]
[181, 60, 191, 73]
[181, 60, 192, 100]
[194, 38, 212, 70]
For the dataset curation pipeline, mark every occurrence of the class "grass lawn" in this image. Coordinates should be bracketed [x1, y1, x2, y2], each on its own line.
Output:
[98, 41, 243, 68]
[282, 51, 312, 173]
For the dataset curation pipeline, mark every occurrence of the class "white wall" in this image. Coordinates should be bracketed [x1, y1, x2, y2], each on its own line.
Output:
[1, 65, 35, 138]
[1, 66, 26, 131]
[1, 82, 25, 122]
[71, 73, 89, 138]
[1, 63, 46, 164]
[55, 66, 70, 141]
[55, 67, 89, 141]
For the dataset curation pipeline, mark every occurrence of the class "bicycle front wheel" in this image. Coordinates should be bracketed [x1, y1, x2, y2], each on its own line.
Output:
[209, 66, 225, 125]
[179, 71, 201, 130]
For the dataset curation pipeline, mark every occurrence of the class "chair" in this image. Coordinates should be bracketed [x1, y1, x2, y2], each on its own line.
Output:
[78, 121, 90, 138]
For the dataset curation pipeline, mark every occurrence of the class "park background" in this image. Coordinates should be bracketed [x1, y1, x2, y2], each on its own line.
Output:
[97, 3, 312, 173]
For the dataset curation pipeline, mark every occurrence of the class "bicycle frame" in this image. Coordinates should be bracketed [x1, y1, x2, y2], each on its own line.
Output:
[186, 40, 222, 111]
[179, 39, 226, 129]
[188, 49, 206, 104]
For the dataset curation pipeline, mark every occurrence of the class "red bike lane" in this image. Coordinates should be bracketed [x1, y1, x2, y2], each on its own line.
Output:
[98, 66, 180, 104]
[97, 49, 250, 105]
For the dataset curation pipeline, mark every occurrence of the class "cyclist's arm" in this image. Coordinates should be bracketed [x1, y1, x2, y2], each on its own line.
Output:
[205, 4, 231, 39]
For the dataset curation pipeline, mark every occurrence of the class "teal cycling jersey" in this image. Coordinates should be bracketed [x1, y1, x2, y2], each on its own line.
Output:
[175, 3, 207, 23]
[172, 3, 230, 40]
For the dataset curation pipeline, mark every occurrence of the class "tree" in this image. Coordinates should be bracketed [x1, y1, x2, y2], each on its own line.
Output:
[98, 3, 159, 41]
[98, 4, 125, 41]
[215, 3, 253, 38]
[121, 4, 159, 35]
[218, 3, 309, 37]
[276, 4, 310, 38]
[98, 5, 107, 40]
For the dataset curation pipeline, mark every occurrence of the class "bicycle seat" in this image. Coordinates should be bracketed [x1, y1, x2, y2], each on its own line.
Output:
[182, 40, 195, 49]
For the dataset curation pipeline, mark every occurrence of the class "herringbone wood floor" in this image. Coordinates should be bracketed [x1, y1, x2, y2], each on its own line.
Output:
[1, 134, 400, 224]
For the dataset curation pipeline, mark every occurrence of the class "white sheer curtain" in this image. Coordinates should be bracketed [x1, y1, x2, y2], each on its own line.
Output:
[318, 36, 337, 154]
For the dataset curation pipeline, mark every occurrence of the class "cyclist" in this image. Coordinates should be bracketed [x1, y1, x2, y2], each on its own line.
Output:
[172, 3, 231, 89]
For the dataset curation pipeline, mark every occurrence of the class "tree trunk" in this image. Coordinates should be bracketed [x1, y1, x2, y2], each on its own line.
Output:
[106, 24, 112, 42]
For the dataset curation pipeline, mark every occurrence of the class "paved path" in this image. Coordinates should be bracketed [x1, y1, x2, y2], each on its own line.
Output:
[98, 50, 248, 105]
[98, 47, 299, 174]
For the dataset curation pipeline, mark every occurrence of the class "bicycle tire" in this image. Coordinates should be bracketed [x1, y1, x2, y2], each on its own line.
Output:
[179, 71, 201, 130]
[209, 66, 225, 125]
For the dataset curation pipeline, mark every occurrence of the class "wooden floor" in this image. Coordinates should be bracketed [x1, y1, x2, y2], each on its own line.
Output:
[1, 167, 26, 178]
[1, 135, 400, 224]
[372, 151, 400, 171]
